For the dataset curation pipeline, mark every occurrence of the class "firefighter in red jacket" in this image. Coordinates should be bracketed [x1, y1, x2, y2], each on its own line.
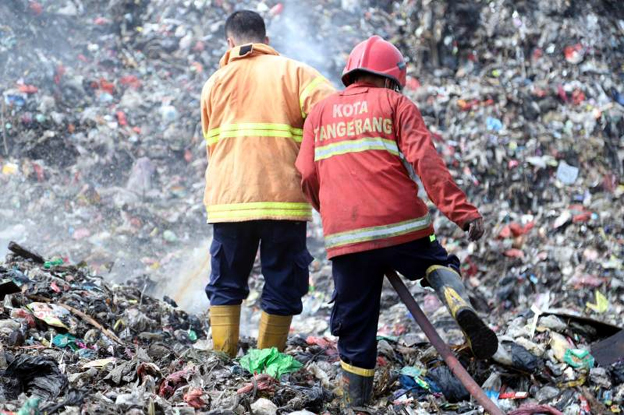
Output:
[296, 36, 498, 408]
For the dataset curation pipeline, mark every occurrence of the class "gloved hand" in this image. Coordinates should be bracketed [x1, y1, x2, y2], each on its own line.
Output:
[465, 218, 484, 241]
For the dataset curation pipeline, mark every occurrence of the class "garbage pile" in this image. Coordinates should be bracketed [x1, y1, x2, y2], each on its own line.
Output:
[1, 242, 623, 414]
[0, 0, 623, 413]
[0, 0, 228, 284]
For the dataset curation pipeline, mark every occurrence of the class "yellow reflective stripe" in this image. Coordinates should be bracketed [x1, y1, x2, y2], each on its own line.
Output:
[325, 215, 431, 249]
[207, 202, 311, 213]
[341, 361, 375, 377]
[205, 123, 303, 145]
[426, 265, 461, 279]
[206, 123, 303, 138]
[316, 138, 398, 152]
[207, 209, 311, 220]
[206, 202, 312, 220]
[300, 76, 328, 118]
[206, 130, 303, 145]
[208, 209, 311, 219]
[314, 138, 399, 161]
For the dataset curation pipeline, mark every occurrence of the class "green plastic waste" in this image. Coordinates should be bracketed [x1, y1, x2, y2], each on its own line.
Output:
[239, 347, 303, 379]
[376, 334, 399, 342]
[563, 349, 595, 369]
[17, 397, 41, 415]
[43, 258, 64, 269]
[188, 329, 197, 342]
[400, 366, 430, 390]
[52, 333, 79, 350]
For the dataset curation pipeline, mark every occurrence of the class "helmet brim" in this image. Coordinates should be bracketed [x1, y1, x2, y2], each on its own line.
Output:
[341, 68, 403, 89]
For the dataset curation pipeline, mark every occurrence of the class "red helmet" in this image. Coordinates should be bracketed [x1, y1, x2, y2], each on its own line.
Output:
[342, 35, 407, 88]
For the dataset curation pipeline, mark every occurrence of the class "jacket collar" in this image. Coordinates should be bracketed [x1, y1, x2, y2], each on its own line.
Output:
[219, 43, 279, 67]
[341, 81, 378, 95]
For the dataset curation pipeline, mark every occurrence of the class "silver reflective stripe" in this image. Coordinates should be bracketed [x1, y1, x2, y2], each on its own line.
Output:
[325, 215, 431, 249]
[314, 137, 399, 161]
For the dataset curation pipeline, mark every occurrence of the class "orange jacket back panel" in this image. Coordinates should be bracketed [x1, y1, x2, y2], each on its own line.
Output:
[200, 43, 335, 223]
[296, 82, 481, 258]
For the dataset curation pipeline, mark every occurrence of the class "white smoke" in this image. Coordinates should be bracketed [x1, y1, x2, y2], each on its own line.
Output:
[267, 0, 342, 86]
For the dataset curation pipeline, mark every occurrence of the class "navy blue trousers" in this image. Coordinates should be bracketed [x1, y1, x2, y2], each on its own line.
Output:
[206, 221, 313, 316]
[331, 237, 460, 370]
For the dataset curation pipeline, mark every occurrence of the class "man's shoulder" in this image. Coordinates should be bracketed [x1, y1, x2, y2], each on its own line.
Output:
[376, 88, 417, 111]
[207, 65, 231, 81]
[201, 66, 230, 94]
[264, 54, 322, 76]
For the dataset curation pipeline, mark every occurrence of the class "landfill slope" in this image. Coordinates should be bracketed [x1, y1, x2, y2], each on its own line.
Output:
[1, 0, 624, 414]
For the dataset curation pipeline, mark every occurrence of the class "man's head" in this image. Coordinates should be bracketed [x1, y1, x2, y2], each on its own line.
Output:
[225, 10, 269, 49]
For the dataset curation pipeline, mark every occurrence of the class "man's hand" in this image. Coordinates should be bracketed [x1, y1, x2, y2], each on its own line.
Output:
[466, 218, 484, 241]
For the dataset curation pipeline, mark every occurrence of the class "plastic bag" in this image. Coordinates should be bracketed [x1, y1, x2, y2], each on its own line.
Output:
[563, 349, 595, 369]
[425, 365, 469, 402]
[0, 355, 68, 400]
[239, 348, 303, 379]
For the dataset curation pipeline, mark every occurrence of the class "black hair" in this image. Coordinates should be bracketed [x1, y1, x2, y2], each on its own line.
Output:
[351, 70, 401, 92]
[224, 10, 266, 43]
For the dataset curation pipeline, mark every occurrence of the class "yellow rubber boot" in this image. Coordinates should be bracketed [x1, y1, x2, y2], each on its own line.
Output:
[257, 311, 292, 351]
[340, 361, 374, 408]
[209, 304, 241, 358]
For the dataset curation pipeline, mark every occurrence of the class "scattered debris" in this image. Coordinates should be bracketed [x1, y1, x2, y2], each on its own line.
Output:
[0, 0, 623, 413]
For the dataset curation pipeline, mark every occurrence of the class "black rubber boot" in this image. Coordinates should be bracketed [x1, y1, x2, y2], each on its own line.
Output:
[340, 365, 374, 408]
[425, 266, 498, 359]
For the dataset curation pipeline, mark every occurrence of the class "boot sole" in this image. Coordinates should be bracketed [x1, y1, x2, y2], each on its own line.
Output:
[455, 309, 498, 359]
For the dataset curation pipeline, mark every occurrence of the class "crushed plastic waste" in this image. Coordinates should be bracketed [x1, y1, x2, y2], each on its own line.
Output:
[563, 349, 595, 369]
[240, 347, 303, 379]
[1, 355, 68, 400]
[426, 365, 470, 403]
[0, 0, 623, 413]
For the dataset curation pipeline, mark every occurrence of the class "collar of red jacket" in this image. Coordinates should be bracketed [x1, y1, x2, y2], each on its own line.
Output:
[341, 81, 378, 95]
[219, 43, 279, 67]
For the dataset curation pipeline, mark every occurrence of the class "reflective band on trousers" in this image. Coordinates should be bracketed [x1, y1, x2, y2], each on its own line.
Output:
[325, 215, 431, 249]
[204, 123, 303, 146]
[340, 360, 375, 377]
[300, 76, 329, 118]
[206, 202, 312, 221]
[314, 137, 399, 161]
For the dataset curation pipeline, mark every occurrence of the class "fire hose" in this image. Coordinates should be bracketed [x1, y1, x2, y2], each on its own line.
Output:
[386, 269, 505, 415]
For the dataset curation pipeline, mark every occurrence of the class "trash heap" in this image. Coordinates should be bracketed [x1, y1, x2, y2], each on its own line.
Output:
[0, 0, 230, 282]
[1, 242, 624, 414]
[0, 0, 623, 413]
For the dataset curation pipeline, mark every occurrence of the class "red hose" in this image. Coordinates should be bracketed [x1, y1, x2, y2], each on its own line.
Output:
[386, 270, 505, 415]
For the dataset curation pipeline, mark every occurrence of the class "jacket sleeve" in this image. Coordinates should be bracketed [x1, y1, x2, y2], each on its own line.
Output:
[394, 95, 481, 230]
[296, 114, 321, 212]
[298, 66, 335, 119]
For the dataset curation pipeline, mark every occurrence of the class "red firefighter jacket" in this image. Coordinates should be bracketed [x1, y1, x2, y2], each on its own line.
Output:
[296, 82, 481, 259]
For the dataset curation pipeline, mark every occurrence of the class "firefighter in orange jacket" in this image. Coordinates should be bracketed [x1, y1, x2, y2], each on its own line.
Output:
[296, 36, 498, 407]
[200, 10, 334, 358]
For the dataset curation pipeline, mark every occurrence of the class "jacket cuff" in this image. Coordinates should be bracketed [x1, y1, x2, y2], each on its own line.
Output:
[459, 212, 482, 231]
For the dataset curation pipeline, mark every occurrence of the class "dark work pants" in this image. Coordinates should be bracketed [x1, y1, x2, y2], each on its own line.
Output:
[206, 220, 313, 316]
[331, 237, 460, 369]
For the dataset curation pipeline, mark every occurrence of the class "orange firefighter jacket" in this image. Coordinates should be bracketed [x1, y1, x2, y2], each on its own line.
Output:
[296, 82, 482, 258]
[200, 43, 335, 223]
